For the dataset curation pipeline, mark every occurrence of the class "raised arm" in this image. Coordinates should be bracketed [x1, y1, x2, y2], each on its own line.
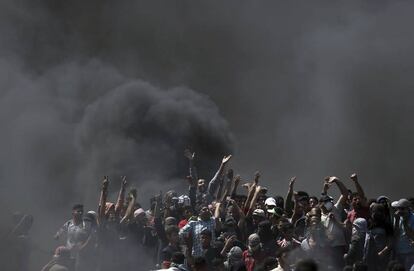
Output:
[326, 176, 349, 206]
[214, 202, 222, 232]
[184, 149, 198, 181]
[219, 169, 234, 203]
[98, 176, 109, 222]
[243, 172, 260, 211]
[186, 176, 197, 210]
[350, 173, 367, 206]
[230, 175, 241, 198]
[230, 198, 246, 239]
[285, 177, 296, 216]
[247, 185, 262, 217]
[207, 155, 232, 200]
[115, 176, 127, 217]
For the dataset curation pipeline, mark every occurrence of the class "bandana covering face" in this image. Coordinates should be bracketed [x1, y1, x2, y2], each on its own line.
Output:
[324, 201, 333, 211]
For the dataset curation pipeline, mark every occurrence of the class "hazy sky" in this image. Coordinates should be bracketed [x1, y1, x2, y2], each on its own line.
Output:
[1, 1, 414, 269]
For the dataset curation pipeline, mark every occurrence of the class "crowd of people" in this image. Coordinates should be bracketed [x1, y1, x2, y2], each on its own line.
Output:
[8, 150, 414, 271]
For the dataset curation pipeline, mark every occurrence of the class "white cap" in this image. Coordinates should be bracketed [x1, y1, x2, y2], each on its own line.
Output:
[133, 208, 145, 218]
[265, 197, 276, 206]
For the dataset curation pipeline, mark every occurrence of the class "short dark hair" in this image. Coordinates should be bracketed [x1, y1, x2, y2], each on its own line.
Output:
[72, 204, 83, 210]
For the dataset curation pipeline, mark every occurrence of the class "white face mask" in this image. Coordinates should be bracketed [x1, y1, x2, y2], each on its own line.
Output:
[352, 227, 358, 236]
[324, 201, 333, 211]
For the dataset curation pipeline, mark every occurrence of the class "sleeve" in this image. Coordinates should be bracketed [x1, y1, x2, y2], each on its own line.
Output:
[56, 221, 69, 237]
[207, 169, 223, 199]
[180, 221, 193, 237]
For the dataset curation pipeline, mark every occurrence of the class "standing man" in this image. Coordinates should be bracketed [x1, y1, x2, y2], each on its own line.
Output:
[392, 198, 414, 270]
[54, 204, 90, 271]
[180, 203, 222, 257]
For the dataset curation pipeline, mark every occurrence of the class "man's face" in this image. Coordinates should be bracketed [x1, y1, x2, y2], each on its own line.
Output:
[72, 208, 83, 220]
[199, 206, 211, 221]
[352, 196, 361, 209]
[309, 198, 318, 208]
[198, 179, 206, 192]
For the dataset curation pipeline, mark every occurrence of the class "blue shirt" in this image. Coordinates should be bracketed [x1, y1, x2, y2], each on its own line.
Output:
[396, 212, 414, 254]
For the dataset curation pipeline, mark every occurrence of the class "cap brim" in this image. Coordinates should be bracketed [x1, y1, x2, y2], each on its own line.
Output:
[391, 201, 399, 208]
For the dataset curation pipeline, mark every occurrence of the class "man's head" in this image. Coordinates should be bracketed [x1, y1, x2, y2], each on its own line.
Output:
[306, 207, 321, 228]
[296, 192, 310, 212]
[248, 233, 261, 253]
[165, 225, 179, 245]
[309, 196, 318, 208]
[198, 205, 211, 221]
[350, 192, 362, 209]
[265, 197, 277, 211]
[319, 195, 334, 213]
[165, 216, 177, 226]
[352, 218, 367, 236]
[376, 195, 389, 206]
[198, 179, 206, 193]
[200, 228, 212, 249]
[370, 203, 386, 222]
[133, 208, 147, 224]
[223, 216, 237, 234]
[72, 204, 83, 221]
[392, 198, 411, 219]
[252, 209, 266, 225]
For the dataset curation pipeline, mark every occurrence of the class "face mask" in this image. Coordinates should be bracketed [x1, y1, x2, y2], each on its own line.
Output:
[352, 227, 358, 236]
[324, 201, 333, 211]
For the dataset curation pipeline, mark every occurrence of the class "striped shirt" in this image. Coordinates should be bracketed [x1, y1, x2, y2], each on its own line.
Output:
[179, 217, 216, 256]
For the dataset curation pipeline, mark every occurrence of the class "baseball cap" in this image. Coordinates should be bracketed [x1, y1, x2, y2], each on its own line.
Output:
[391, 198, 411, 208]
[252, 209, 266, 218]
[265, 197, 276, 206]
[376, 195, 389, 203]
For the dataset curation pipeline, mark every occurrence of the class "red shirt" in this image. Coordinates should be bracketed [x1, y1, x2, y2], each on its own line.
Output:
[347, 206, 369, 223]
[242, 249, 266, 271]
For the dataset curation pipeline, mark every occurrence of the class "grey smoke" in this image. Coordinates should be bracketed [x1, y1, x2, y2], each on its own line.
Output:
[2, 1, 414, 270]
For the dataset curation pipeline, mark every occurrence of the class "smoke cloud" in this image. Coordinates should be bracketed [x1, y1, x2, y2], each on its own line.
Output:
[2, 1, 414, 270]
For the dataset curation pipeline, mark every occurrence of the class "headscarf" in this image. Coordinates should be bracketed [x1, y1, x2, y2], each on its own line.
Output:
[352, 218, 368, 236]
